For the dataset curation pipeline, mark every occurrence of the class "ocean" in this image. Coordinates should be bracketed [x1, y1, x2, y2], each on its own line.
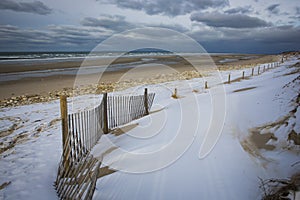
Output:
[0, 51, 178, 82]
[0, 51, 250, 83]
[0, 51, 175, 64]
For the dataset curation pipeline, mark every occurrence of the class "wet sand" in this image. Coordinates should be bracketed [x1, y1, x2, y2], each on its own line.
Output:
[0, 54, 279, 101]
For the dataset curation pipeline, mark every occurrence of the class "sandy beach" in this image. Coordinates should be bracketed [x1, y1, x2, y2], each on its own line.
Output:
[0, 54, 280, 107]
[1, 0, 299, 199]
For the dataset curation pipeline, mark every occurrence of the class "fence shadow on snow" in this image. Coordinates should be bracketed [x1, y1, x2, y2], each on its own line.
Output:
[55, 88, 155, 200]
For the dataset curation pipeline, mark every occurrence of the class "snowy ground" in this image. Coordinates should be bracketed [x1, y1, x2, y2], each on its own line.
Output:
[0, 56, 299, 199]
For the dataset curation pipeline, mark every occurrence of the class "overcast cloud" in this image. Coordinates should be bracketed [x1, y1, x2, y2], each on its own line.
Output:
[0, 0, 52, 15]
[224, 5, 253, 14]
[296, 7, 300, 15]
[81, 15, 137, 32]
[266, 4, 280, 15]
[0, 0, 299, 53]
[190, 12, 271, 28]
[99, 0, 229, 16]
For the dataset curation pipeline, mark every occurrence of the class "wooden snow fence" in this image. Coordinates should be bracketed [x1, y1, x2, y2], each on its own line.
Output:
[107, 92, 155, 129]
[55, 89, 155, 200]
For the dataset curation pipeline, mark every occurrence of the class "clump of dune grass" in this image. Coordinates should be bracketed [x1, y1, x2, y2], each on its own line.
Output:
[259, 173, 300, 200]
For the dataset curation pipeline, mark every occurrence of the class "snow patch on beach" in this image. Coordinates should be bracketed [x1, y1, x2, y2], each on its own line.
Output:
[0, 56, 299, 199]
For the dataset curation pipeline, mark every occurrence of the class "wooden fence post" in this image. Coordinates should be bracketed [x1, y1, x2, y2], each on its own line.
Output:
[144, 88, 149, 115]
[242, 71, 245, 79]
[251, 68, 254, 76]
[103, 93, 109, 134]
[228, 74, 231, 84]
[205, 81, 208, 89]
[258, 66, 260, 75]
[263, 66, 265, 72]
[60, 95, 69, 169]
[60, 96, 68, 150]
[171, 88, 178, 99]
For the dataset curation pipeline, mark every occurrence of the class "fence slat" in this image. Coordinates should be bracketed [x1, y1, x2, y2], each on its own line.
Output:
[56, 91, 155, 200]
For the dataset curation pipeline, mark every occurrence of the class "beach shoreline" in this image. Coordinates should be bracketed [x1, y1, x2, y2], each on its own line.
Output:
[0, 54, 280, 107]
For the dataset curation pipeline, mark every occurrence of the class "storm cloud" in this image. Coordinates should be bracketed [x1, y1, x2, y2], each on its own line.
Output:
[0, 0, 52, 15]
[99, 0, 229, 16]
[81, 15, 136, 32]
[0, 17, 189, 51]
[0, 24, 108, 51]
[296, 7, 300, 15]
[189, 25, 300, 53]
[191, 12, 271, 28]
[81, 14, 188, 33]
[146, 23, 189, 33]
[266, 4, 280, 14]
[0, 0, 298, 53]
[224, 5, 253, 14]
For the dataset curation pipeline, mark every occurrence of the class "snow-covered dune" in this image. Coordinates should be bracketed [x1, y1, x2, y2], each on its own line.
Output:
[1, 56, 299, 199]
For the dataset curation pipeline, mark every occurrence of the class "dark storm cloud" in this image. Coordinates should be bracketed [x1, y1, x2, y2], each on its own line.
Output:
[81, 14, 188, 33]
[190, 12, 271, 28]
[0, 12, 194, 51]
[218, 26, 300, 44]
[189, 22, 300, 44]
[224, 5, 253, 14]
[47, 25, 110, 43]
[0, 24, 106, 43]
[0, 24, 109, 51]
[256, 26, 300, 44]
[0, 9, 298, 53]
[295, 7, 300, 15]
[99, 0, 229, 16]
[266, 4, 280, 14]
[0, 0, 52, 15]
[81, 15, 136, 31]
[146, 23, 189, 33]
[0, 25, 50, 43]
[189, 25, 300, 53]
[48, 25, 92, 37]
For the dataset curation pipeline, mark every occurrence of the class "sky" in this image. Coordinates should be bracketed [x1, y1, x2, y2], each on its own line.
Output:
[0, 0, 299, 53]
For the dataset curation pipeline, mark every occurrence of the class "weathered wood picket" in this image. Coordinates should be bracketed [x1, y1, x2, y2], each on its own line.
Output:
[107, 93, 155, 130]
[55, 89, 155, 200]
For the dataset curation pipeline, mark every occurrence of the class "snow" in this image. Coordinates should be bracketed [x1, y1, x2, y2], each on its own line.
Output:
[1, 57, 300, 199]
[0, 95, 102, 199]
[295, 107, 300, 134]
[0, 102, 61, 200]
